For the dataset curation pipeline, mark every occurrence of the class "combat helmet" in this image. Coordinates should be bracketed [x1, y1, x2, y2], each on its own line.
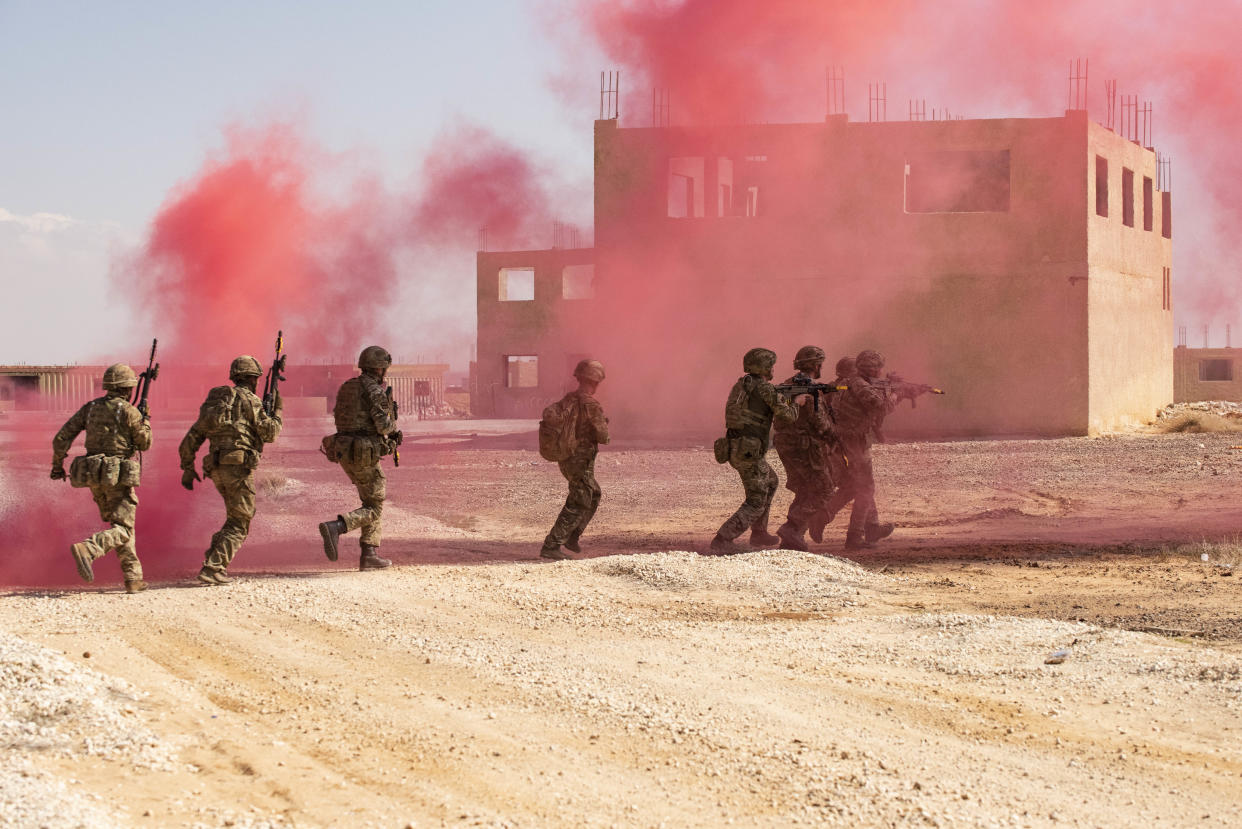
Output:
[101, 363, 138, 390]
[358, 345, 393, 371]
[855, 349, 885, 376]
[229, 355, 263, 380]
[793, 345, 826, 371]
[743, 348, 778, 376]
[573, 359, 606, 384]
[834, 356, 856, 378]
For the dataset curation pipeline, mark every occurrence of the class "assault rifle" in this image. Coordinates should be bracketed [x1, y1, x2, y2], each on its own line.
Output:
[385, 385, 401, 467]
[131, 338, 159, 418]
[262, 330, 287, 417]
[773, 375, 847, 412]
[873, 373, 945, 408]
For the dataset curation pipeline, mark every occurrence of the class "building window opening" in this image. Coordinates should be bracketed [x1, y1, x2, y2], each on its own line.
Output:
[717, 157, 734, 217]
[1200, 359, 1233, 382]
[667, 157, 705, 218]
[498, 268, 535, 301]
[1162, 267, 1171, 311]
[562, 264, 595, 300]
[1095, 156, 1108, 217]
[1143, 176, 1154, 231]
[745, 186, 760, 217]
[1122, 168, 1135, 227]
[905, 150, 1010, 213]
[1162, 191, 1172, 239]
[505, 355, 538, 388]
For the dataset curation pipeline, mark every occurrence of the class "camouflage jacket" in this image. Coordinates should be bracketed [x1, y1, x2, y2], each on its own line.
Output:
[52, 393, 151, 466]
[565, 389, 610, 451]
[332, 374, 397, 438]
[772, 372, 834, 448]
[179, 385, 282, 471]
[831, 374, 896, 441]
[725, 374, 798, 450]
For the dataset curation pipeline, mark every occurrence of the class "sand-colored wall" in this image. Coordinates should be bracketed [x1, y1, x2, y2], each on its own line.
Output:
[1174, 347, 1242, 403]
[1085, 122, 1173, 432]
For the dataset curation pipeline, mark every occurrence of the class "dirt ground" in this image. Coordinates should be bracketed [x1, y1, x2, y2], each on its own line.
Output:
[2, 417, 1241, 828]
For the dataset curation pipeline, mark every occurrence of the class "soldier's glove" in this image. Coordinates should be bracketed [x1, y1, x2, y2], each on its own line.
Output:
[50, 464, 66, 481]
[390, 429, 404, 447]
[181, 469, 201, 491]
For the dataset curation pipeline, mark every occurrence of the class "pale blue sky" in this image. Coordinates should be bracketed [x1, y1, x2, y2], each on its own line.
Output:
[0, 0, 598, 365]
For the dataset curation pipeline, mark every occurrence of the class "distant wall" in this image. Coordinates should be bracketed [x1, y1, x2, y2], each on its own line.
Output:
[1174, 347, 1242, 403]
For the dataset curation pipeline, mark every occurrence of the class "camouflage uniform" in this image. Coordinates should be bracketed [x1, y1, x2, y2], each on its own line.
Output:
[325, 374, 398, 552]
[773, 370, 836, 548]
[543, 389, 610, 551]
[715, 354, 798, 546]
[51, 367, 151, 590]
[827, 352, 896, 548]
[179, 357, 282, 583]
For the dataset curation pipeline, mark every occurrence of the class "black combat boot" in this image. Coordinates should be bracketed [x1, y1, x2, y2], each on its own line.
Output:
[864, 522, 895, 543]
[749, 529, 781, 548]
[359, 543, 391, 571]
[318, 518, 347, 562]
[776, 523, 809, 553]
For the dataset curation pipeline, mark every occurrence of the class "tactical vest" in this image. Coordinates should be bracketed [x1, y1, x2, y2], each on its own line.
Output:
[82, 396, 138, 458]
[199, 386, 264, 454]
[333, 376, 380, 436]
[725, 375, 775, 444]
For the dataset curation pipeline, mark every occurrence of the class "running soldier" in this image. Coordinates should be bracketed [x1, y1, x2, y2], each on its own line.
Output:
[772, 346, 834, 552]
[179, 356, 283, 585]
[317, 346, 402, 571]
[51, 364, 152, 593]
[828, 349, 896, 550]
[708, 348, 801, 555]
[540, 360, 610, 560]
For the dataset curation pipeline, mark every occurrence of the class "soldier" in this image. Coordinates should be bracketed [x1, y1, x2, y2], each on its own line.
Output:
[828, 349, 896, 550]
[179, 355, 283, 585]
[809, 355, 858, 543]
[50, 364, 152, 593]
[317, 346, 402, 571]
[540, 359, 610, 561]
[772, 346, 835, 552]
[707, 348, 801, 555]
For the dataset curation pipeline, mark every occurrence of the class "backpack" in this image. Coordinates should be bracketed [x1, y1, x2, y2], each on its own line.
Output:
[198, 386, 239, 435]
[538, 395, 582, 462]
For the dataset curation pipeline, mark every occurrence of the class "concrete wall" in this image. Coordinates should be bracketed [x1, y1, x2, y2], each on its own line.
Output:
[474, 248, 596, 418]
[592, 115, 1094, 435]
[1174, 347, 1242, 402]
[1085, 121, 1174, 431]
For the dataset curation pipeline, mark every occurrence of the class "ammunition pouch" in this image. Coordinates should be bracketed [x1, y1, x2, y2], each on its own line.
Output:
[205, 448, 258, 474]
[729, 435, 765, 468]
[69, 454, 140, 488]
[326, 433, 380, 466]
[712, 437, 731, 464]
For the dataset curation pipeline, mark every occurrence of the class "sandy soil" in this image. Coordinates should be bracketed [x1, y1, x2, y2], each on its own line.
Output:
[2, 418, 1242, 827]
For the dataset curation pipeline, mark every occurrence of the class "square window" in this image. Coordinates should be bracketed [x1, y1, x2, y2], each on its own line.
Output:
[499, 268, 535, 301]
[1200, 359, 1233, 382]
[562, 264, 595, 300]
[505, 355, 538, 388]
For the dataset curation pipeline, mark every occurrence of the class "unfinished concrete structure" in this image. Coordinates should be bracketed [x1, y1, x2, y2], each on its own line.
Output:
[1174, 347, 1242, 403]
[475, 107, 1173, 435]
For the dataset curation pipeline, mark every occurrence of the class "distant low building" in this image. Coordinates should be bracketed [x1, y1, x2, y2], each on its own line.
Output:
[1174, 347, 1242, 403]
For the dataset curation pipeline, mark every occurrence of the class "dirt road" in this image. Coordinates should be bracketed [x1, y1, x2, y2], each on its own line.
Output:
[2, 419, 1241, 827]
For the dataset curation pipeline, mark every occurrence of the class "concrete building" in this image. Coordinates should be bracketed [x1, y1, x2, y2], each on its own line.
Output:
[476, 109, 1174, 435]
[1174, 347, 1242, 403]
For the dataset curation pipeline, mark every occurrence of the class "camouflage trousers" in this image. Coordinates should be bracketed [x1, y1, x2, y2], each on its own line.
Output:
[544, 451, 601, 548]
[80, 484, 142, 581]
[339, 458, 386, 547]
[717, 454, 779, 541]
[823, 434, 878, 537]
[775, 443, 834, 535]
[203, 464, 256, 574]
